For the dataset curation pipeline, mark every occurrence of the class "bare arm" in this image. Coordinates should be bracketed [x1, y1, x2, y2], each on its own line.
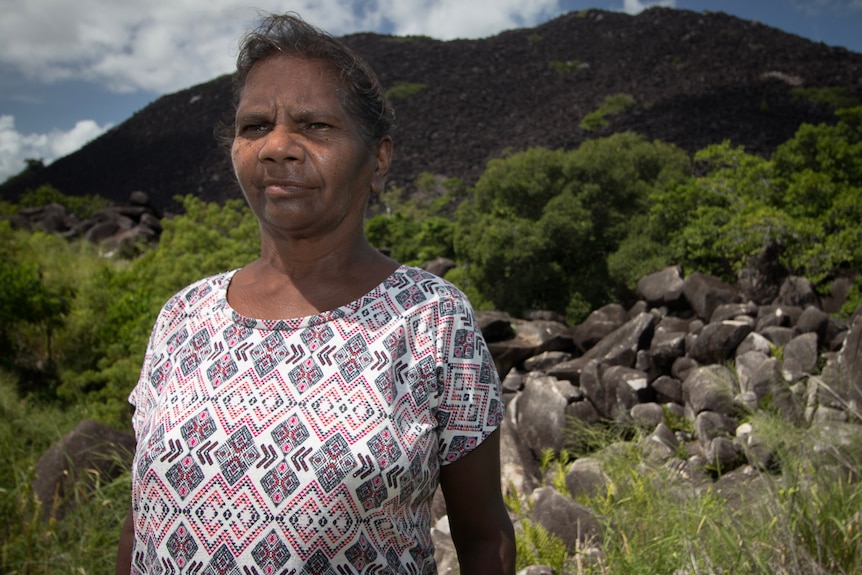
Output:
[115, 508, 134, 575]
[439, 428, 516, 575]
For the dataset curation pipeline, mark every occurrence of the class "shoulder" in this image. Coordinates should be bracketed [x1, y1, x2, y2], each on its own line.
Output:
[388, 265, 471, 305]
[150, 270, 236, 337]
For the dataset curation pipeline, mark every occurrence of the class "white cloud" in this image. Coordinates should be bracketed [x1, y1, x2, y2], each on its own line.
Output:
[0, 0, 568, 95]
[368, 0, 562, 39]
[0, 0, 579, 173]
[0, 115, 111, 183]
[622, 0, 676, 15]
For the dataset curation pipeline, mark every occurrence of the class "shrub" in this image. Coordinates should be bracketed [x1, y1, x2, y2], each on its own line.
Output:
[580, 94, 636, 131]
[548, 60, 580, 75]
[385, 81, 427, 101]
[792, 86, 859, 110]
[18, 184, 110, 218]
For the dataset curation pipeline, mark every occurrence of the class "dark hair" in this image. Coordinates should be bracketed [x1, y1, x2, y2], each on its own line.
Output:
[230, 12, 395, 147]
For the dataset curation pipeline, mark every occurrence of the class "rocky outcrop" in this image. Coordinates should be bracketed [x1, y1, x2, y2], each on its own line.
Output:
[433, 265, 860, 570]
[3, 191, 164, 256]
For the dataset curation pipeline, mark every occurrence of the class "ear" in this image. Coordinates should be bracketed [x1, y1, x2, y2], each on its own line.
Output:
[370, 136, 393, 196]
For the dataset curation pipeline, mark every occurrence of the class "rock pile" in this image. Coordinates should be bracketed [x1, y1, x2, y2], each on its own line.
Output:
[3, 191, 164, 256]
[430, 265, 862, 571]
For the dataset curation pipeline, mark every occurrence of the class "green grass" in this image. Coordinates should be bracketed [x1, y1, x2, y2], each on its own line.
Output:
[385, 81, 427, 101]
[553, 410, 862, 574]
[548, 60, 580, 75]
[0, 372, 130, 575]
[580, 93, 636, 131]
[792, 86, 860, 110]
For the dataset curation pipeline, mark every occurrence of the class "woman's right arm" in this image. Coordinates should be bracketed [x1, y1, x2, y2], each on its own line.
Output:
[115, 507, 134, 575]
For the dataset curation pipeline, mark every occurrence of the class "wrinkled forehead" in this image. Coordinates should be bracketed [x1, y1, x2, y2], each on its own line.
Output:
[239, 54, 346, 102]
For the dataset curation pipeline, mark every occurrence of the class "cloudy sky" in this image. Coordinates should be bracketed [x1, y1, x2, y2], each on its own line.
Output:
[1, 0, 860, 182]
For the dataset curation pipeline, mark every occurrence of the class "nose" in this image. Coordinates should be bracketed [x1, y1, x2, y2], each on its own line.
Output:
[259, 125, 305, 163]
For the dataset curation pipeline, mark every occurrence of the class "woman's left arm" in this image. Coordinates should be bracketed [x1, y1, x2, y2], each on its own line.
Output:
[439, 428, 516, 575]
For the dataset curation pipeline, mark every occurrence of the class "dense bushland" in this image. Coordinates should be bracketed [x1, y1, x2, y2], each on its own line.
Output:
[1, 109, 861, 573]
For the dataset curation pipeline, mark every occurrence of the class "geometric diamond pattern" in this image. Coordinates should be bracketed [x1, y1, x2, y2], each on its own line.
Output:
[165, 455, 205, 499]
[129, 265, 504, 573]
[252, 529, 291, 571]
[261, 460, 300, 506]
[214, 426, 260, 485]
[310, 435, 357, 493]
[166, 522, 198, 569]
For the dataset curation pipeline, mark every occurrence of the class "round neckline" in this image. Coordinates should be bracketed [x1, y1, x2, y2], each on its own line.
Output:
[219, 264, 409, 331]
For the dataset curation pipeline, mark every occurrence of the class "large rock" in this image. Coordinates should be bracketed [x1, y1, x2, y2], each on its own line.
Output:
[570, 303, 628, 353]
[818, 310, 862, 409]
[683, 365, 736, 416]
[775, 276, 821, 309]
[688, 320, 752, 364]
[735, 351, 780, 400]
[500, 397, 542, 497]
[781, 332, 819, 381]
[564, 457, 610, 500]
[649, 327, 687, 370]
[549, 312, 657, 382]
[516, 374, 574, 457]
[33, 419, 136, 521]
[636, 265, 686, 309]
[530, 487, 603, 550]
[487, 318, 572, 377]
[682, 272, 743, 321]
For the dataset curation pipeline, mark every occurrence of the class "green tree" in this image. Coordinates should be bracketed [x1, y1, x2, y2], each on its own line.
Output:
[56, 195, 260, 426]
[628, 108, 862, 314]
[453, 133, 690, 321]
[18, 184, 110, 218]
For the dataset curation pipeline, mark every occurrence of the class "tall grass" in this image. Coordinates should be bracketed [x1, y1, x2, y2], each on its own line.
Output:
[0, 371, 130, 574]
[517, 409, 862, 574]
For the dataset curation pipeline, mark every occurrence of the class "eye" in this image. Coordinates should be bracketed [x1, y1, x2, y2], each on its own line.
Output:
[306, 122, 331, 131]
[240, 124, 269, 135]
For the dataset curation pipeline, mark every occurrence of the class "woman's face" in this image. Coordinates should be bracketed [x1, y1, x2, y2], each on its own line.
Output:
[231, 55, 390, 244]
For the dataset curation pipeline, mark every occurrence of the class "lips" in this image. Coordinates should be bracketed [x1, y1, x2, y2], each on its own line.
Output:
[261, 179, 314, 195]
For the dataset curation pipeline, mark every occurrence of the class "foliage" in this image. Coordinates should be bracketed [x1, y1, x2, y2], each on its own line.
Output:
[0, 224, 75, 395]
[791, 86, 860, 110]
[55, 195, 259, 427]
[0, 372, 129, 575]
[0, 158, 45, 190]
[617, 108, 862, 313]
[385, 81, 427, 101]
[366, 173, 465, 266]
[453, 133, 690, 321]
[17, 184, 110, 218]
[569, 409, 862, 574]
[515, 518, 570, 572]
[548, 60, 580, 75]
[383, 35, 435, 44]
[580, 94, 636, 131]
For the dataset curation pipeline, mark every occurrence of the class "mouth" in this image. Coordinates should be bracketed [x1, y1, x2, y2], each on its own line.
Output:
[261, 180, 314, 196]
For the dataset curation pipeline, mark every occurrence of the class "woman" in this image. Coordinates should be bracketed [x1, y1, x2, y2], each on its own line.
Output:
[116, 12, 515, 575]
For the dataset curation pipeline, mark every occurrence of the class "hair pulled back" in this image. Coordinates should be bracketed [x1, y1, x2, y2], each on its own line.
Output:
[233, 13, 395, 147]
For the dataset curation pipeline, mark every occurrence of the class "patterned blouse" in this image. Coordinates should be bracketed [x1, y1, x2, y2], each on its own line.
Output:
[129, 265, 503, 574]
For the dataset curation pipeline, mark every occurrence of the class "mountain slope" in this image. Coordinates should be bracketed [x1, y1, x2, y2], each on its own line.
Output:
[2, 7, 860, 212]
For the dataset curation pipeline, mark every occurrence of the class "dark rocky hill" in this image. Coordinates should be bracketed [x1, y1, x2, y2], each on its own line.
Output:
[2, 7, 861, 213]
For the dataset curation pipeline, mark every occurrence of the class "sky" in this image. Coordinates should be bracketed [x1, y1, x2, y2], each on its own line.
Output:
[1, 0, 860, 183]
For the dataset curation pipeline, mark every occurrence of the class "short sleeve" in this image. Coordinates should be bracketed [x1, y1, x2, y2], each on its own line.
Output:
[432, 286, 503, 465]
[128, 290, 186, 442]
[129, 311, 165, 442]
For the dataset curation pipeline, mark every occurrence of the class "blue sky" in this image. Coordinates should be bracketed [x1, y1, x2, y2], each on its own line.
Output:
[1, 0, 860, 182]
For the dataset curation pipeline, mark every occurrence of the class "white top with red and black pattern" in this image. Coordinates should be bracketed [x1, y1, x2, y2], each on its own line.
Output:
[129, 264, 503, 575]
